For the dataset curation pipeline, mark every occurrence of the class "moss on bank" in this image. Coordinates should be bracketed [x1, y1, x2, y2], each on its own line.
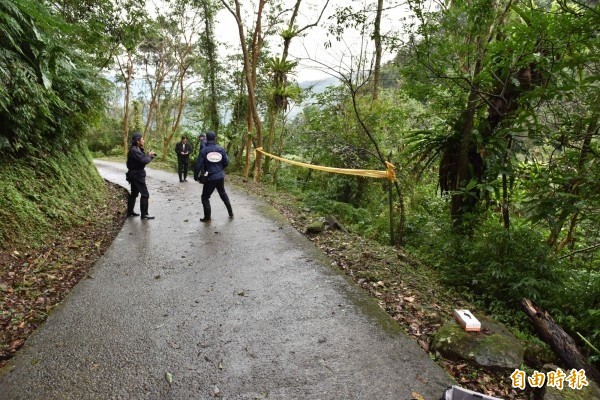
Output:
[0, 143, 107, 249]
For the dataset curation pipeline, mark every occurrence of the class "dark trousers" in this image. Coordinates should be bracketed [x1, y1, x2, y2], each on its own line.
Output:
[127, 176, 150, 215]
[178, 157, 190, 180]
[201, 178, 230, 208]
[129, 177, 149, 199]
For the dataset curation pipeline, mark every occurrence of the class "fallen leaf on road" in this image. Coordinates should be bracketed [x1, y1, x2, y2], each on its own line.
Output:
[411, 391, 426, 400]
[165, 372, 173, 387]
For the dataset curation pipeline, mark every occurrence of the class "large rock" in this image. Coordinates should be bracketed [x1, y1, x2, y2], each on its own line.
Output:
[524, 341, 557, 369]
[305, 221, 325, 234]
[431, 314, 524, 370]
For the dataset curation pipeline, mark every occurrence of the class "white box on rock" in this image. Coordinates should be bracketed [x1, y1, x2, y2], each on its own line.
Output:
[453, 309, 481, 332]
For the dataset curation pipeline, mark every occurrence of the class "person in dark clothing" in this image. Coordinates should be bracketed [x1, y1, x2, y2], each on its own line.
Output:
[194, 131, 233, 222]
[175, 135, 193, 182]
[126, 132, 157, 220]
[198, 133, 207, 153]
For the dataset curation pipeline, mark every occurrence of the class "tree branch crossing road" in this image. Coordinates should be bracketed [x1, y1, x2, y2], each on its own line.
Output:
[0, 160, 452, 400]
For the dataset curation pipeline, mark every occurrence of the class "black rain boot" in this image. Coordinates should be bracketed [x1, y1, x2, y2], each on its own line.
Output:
[140, 197, 155, 220]
[127, 196, 139, 217]
[225, 202, 234, 218]
[219, 192, 233, 218]
[179, 173, 183, 182]
[200, 207, 211, 222]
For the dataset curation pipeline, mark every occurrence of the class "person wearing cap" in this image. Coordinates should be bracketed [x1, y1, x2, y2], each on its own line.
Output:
[175, 135, 193, 182]
[194, 131, 233, 221]
[126, 132, 157, 219]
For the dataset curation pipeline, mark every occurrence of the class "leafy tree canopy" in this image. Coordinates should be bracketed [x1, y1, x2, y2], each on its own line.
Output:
[0, 0, 108, 157]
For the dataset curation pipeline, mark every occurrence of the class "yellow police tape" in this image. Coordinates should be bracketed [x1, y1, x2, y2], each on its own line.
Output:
[255, 147, 396, 181]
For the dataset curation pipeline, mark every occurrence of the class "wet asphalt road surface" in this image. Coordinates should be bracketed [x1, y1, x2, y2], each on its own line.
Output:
[0, 160, 452, 400]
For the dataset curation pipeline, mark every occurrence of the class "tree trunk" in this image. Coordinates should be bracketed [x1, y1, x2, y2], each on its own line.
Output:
[521, 298, 600, 385]
[234, 78, 247, 170]
[262, 0, 328, 180]
[450, 89, 480, 228]
[263, 101, 276, 175]
[442, 1, 513, 231]
[120, 54, 134, 155]
[250, 0, 266, 182]
[393, 179, 405, 246]
[201, 0, 219, 133]
[161, 66, 188, 160]
[220, 0, 265, 181]
[142, 57, 168, 141]
[123, 78, 131, 154]
[547, 117, 597, 248]
[372, 0, 383, 101]
[501, 137, 512, 230]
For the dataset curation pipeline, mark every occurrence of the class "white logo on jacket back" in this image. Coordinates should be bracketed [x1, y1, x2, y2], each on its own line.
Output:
[207, 152, 222, 162]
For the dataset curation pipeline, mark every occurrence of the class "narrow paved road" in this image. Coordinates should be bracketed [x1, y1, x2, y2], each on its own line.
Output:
[0, 160, 452, 400]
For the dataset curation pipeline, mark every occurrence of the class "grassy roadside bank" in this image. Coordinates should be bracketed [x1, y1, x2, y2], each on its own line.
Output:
[0, 150, 127, 367]
[0, 145, 108, 248]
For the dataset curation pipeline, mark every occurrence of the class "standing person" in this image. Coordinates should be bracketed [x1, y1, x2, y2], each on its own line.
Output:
[198, 133, 207, 153]
[175, 135, 193, 182]
[194, 131, 233, 222]
[126, 132, 157, 220]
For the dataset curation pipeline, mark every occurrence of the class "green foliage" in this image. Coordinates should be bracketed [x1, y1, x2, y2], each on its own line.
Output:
[386, 0, 600, 355]
[303, 191, 372, 227]
[40, 0, 122, 67]
[0, 142, 107, 248]
[405, 199, 600, 350]
[399, 0, 600, 231]
[267, 57, 298, 75]
[515, 124, 600, 249]
[86, 115, 123, 156]
[278, 26, 297, 41]
[0, 0, 108, 156]
[418, 216, 552, 309]
[455, 221, 559, 308]
[130, 100, 144, 133]
[402, 185, 449, 249]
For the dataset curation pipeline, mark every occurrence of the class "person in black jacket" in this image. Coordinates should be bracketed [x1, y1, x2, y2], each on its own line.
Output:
[126, 132, 156, 220]
[175, 135, 193, 182]
[198, 133, 207, 153]
[194, 131, 233, 222]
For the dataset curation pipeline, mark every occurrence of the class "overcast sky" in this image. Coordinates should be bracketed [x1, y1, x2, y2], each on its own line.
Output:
[214, 0, 407, 82]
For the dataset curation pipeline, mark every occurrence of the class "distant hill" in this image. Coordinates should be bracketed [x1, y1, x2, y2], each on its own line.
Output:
[285, 76, 340, 119]
[298, 76, 340, 94]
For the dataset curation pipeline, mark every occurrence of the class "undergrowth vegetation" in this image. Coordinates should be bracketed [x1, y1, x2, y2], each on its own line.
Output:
[270, 162, 600, 365]
[0, 145, 107, 249]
